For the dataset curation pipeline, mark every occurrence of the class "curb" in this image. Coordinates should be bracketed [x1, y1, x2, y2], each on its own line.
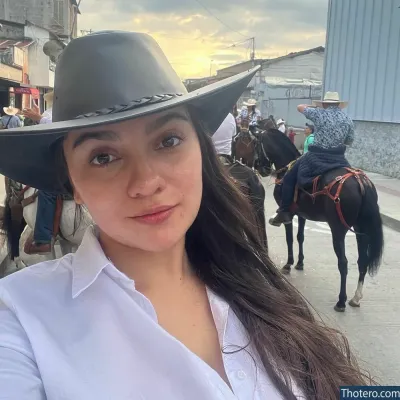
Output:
[381, 213, 400, 233]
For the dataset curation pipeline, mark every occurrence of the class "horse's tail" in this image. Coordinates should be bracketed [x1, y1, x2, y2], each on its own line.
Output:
[248, 173, 268, 250]
[356, 184, 384, 276]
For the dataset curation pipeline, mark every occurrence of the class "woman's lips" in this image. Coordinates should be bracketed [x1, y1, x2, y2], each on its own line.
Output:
[132, 205, 177, 225]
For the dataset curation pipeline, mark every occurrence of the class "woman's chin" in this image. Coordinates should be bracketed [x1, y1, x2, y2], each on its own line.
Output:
[111, 224, 187, 253]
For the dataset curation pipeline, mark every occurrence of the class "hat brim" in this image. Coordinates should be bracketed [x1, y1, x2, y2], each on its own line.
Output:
[3, 107, 19, 116]
[313, 100, 348, 109]
[0, 67, 259, 193]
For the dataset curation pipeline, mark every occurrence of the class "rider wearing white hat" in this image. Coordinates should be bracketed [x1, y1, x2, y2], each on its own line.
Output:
[239, 98, 261, 132]
[276, 118, 286, 134]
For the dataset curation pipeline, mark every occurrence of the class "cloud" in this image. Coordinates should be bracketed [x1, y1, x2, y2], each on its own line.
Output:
[78, 0, 329, 78]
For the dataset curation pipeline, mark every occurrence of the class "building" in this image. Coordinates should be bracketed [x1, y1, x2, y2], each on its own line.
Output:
[323, 0, 400, 178]
[260, 47, 324, 81]
[0, 19, 64, 111]
[256, 77, 322, 128]
[0, 20, 34, 110]
[0, 0, 79, 39]
[235, 47, 325, 127]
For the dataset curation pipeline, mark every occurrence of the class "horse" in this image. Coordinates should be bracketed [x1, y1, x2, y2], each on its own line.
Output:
[0, 178, 92, 278]
[218, 155, 267, 249]
[260, 129, 384, 312]
[233, 119, 258, 168]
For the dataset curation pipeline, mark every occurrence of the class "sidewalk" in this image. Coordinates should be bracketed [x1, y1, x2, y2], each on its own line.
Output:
[367, 172, 400, 232]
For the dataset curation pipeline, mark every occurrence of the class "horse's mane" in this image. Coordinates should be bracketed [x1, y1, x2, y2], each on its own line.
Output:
[264, 128, 301, 160]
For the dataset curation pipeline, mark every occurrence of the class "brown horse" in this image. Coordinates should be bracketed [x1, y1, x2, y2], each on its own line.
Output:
[233, 118, 257, 168]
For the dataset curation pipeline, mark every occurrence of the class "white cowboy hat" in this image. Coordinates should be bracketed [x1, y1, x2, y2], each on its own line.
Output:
[243, 98, 257, 107]
[313, 91, 348, 108]
[276, 118, 285, 125]
[3, 106, 19, 116]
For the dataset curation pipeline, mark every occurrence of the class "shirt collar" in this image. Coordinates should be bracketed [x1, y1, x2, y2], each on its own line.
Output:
[71, 226, 112, 299]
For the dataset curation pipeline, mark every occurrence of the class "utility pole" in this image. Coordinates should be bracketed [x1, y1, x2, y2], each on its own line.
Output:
[250, 37, 255, 65]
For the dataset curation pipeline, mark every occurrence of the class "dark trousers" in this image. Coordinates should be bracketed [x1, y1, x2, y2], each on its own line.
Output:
[34, 191, 57, 244]
[280, 160, 300, 211]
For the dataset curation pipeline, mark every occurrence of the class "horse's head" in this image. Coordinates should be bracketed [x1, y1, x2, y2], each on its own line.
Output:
[259, 116, 277, 131]
[260, 128, 301, 175]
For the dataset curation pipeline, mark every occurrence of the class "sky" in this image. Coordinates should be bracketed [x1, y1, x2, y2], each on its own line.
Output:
[78, 0, 329, 80]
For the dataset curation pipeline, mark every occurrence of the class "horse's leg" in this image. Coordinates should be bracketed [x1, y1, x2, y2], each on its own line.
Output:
[281, 222, 294, 274]
[295, 217, 305, 270]
[331, 227, 348, 312]
[349, 230, 369, 308]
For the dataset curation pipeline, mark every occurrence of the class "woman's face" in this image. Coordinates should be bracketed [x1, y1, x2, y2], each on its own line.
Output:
[63, 107, 203, 252]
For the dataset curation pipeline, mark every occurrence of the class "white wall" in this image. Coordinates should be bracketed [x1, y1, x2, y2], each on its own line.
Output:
[262, 52, 324, 81]
[24, 24, 53, 88]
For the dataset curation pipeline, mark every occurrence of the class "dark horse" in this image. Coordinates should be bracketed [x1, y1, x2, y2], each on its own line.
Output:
[219, 155, 267, 249]
[260, 129, 384, 312]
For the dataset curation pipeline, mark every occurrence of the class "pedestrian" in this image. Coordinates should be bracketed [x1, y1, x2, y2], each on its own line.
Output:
[0, 106, 22, 129]
[0, 32, 370, 400]
[276, 118, 286, 134]
[303, 123, 315, 153]
[288, 127, 296, 144]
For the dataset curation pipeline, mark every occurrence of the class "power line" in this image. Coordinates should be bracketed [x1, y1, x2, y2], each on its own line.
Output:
[192, 0, 248, 38]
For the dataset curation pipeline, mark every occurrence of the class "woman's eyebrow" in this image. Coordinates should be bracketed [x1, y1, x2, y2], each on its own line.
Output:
[145, 111, 190, 134]
[73, 130, 119, 149]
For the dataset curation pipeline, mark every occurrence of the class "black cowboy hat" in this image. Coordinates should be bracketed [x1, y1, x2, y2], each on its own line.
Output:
[0, 31, 259, 193]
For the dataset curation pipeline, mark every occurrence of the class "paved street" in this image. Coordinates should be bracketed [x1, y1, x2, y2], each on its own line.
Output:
[262, 178, 400, 385]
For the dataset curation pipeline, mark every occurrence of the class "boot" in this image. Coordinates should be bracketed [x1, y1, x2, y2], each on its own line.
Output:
[269, 210, 293, 227]
[24, 235, 51, 255]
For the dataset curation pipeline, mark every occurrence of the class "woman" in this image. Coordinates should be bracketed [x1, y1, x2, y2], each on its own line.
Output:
[0, 31, 370, 399]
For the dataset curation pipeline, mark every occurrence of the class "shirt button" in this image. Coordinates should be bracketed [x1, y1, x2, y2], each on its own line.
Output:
[237, 370, 246, 380]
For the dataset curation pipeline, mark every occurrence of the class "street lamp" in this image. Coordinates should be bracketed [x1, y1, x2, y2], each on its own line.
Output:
[210, 59, 214, 76]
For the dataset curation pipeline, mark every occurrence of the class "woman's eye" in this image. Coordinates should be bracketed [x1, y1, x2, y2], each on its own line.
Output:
[158, 135, 182, 149]
[91, 153, 118, 166]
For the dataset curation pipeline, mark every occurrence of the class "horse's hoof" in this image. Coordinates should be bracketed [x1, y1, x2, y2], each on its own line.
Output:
[295, 263, 304, 271]
[334, 305, 346, 312]
[348, 299, 361, 308]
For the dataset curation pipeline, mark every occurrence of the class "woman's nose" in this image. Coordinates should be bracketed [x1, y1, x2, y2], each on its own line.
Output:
[126, 158, 166, 198]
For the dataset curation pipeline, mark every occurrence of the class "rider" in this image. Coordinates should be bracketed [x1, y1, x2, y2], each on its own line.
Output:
[276, 118, 286, 134]
[270, 91, 354, 226]
[23, 91, 57, 254]
[239, 99, 261, 134]
[212, 113, 236, 164]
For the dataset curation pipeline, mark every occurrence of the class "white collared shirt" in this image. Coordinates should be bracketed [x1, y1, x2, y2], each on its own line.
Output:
[0, 227, 300, 399]
[212, 113, 236, 156]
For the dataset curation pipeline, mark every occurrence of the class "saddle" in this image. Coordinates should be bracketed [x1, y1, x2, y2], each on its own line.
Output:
[276, 167, 373, 231]
[8, 180, 73, 240]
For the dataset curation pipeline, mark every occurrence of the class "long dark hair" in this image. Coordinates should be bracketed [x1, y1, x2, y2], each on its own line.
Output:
[57, 110, 372, 399]
[186, 109, 372, 398]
